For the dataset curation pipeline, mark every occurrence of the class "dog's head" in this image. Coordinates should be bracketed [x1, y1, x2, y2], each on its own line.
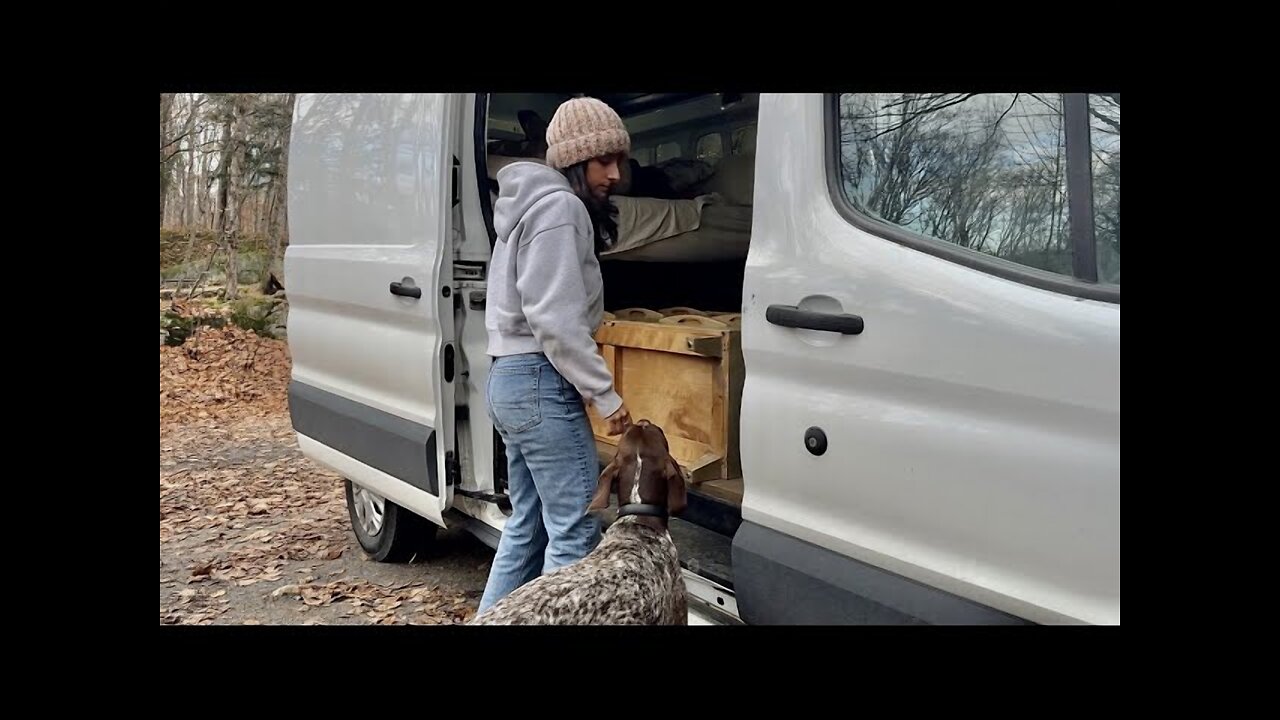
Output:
[587, 420, 688, 524]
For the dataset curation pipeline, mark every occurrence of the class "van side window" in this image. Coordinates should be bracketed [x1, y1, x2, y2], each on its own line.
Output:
[656, 141, 682, 164]
[632, 146, 655, 167]
[696, 132, 724, 165]
[1090, 94, 1120, 285]
[731, 125, 756, 156]
[833, 93, 1120, 287]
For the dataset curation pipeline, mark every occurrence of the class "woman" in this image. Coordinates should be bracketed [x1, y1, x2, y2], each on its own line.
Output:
[479, 97, 632, 612]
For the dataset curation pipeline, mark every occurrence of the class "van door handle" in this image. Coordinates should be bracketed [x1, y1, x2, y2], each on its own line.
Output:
[766, 304, 864, 335]
[390, 281, 422, 299]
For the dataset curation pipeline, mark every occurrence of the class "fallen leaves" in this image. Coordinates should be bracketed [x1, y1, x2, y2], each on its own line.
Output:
[161, 585, 232, 625]
[160, 326, 482, 627]
[263, 579, 474, 625]
[158, 417, 347, 549]
[160, 325, 291, 425]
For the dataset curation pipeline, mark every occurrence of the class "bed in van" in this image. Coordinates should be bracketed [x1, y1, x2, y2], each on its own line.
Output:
[284, 92, 1120, 624]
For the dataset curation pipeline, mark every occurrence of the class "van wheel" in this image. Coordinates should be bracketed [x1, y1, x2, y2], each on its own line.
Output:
[344, 480, 437, 562]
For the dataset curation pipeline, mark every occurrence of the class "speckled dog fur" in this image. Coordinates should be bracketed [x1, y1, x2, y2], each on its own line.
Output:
[470, 421, 688, 625]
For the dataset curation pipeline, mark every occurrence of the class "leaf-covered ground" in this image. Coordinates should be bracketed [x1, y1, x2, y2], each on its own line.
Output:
[160, 325, 491, 625]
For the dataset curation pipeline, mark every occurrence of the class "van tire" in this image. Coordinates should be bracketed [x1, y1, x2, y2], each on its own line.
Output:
[344, 480, 438, 563]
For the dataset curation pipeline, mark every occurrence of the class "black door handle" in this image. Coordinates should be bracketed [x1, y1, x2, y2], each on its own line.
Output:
[390, 281, 422, 299]
[766, 304, 864, 335]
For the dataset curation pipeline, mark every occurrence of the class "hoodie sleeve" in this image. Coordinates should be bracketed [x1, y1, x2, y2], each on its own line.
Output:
[515, 222, 624, 418]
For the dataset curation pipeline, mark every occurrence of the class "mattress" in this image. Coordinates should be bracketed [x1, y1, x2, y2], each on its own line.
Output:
[603, 197, 753, 263]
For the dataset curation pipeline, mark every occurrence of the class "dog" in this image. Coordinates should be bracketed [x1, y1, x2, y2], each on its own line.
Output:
[469, 420, 689, 625]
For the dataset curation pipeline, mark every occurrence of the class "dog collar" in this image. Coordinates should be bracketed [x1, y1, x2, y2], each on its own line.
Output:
[616, 503, 668, 519]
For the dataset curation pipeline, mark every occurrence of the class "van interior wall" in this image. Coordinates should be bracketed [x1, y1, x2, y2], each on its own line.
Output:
[600, 259, 745, 313]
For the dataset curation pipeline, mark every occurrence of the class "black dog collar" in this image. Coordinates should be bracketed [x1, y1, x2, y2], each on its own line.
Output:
[616, 503, 668, 519]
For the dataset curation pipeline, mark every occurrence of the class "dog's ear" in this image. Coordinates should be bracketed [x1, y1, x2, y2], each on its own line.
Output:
[664, 456, 688, 517]
[588, 459, 619, 512]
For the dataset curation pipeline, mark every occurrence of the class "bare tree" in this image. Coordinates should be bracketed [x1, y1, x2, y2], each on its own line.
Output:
[221, 94, 253, 299]
[160, 93, 174, 226]
[262, 93, 296, 292]
[838, 93, 1075, 274]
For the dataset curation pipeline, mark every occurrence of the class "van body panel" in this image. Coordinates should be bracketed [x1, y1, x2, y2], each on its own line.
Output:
[735, 93, 1120, 625]
[732, 521, 1031, 624]
[285, 93, 457, 524]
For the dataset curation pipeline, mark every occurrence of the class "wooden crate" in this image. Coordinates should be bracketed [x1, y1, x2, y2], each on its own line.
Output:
[586, 319, 744, 484]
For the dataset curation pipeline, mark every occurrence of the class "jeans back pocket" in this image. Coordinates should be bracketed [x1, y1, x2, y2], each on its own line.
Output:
[487, 365, 542, 434]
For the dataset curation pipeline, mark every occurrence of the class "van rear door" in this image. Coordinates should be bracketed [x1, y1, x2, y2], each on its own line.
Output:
[284, 93, 458, 524]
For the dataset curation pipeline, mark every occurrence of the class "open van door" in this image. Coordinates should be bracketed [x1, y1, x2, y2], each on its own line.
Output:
[734, 94, 1120, 624]
[284, 93, 458, 539]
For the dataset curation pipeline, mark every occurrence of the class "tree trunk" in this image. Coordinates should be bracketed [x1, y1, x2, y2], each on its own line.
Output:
[200, 132, 214, 230]
[262, 93, 296, 293]
[214, 111, 233, 292]
[160, 93, 174, 227]
[223, 95, 250, 301]
[184, 148, 195, 227]
[184, 94, 199, 228]
[214, 121, 231, 235]
[256, 190, 267, 236]
[260, 181, 281, 293]
[184, 96, 200, 268]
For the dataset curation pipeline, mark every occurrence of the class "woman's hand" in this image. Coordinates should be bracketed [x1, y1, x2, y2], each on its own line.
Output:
[604, 403, 632, 436]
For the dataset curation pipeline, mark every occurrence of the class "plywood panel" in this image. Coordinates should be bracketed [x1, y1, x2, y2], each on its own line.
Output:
[589, 319, 744, 485]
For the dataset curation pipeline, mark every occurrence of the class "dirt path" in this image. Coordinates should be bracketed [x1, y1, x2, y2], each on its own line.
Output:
[160, 326, 491, 625]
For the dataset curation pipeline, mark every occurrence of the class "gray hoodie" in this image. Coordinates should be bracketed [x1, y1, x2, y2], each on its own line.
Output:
[486, 162, 622, 418]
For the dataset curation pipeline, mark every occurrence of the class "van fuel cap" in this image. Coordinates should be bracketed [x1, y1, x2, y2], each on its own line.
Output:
[804, 427, 828, 456]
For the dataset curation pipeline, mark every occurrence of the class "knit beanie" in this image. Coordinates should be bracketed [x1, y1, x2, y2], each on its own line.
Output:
[544, 97, 631, 170]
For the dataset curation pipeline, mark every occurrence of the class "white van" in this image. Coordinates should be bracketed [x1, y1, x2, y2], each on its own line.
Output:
[284, 93, 1120, 625]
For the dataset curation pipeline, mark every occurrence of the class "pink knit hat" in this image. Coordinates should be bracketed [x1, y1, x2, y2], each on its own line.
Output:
[544, 97, 631, 170]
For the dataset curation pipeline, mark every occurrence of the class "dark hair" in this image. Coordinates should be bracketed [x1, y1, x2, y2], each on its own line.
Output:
[562, 162, 618, 256]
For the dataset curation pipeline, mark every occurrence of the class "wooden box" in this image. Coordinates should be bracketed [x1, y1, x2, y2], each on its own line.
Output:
[586, 317, 744, 484]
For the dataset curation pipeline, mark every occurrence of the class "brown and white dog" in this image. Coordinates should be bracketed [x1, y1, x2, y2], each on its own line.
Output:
[469, 420, 688, 625]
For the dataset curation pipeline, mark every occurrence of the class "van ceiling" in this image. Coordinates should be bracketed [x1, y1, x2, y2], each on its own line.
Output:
[488, 93, 756, 140]
[597, 93, 707, 116]
[489, 93, 745, 118]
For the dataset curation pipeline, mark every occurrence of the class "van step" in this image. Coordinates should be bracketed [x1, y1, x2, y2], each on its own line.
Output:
[669, 517, 734, 589]
[603, 497, 734, 588]
[455, 487, 512, 511]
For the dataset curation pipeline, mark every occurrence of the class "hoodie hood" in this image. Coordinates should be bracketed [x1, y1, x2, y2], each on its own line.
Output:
[493, 162, 575, 242]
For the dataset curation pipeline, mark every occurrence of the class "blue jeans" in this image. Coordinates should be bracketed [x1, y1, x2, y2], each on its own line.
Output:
[478, 353, 602, 613]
